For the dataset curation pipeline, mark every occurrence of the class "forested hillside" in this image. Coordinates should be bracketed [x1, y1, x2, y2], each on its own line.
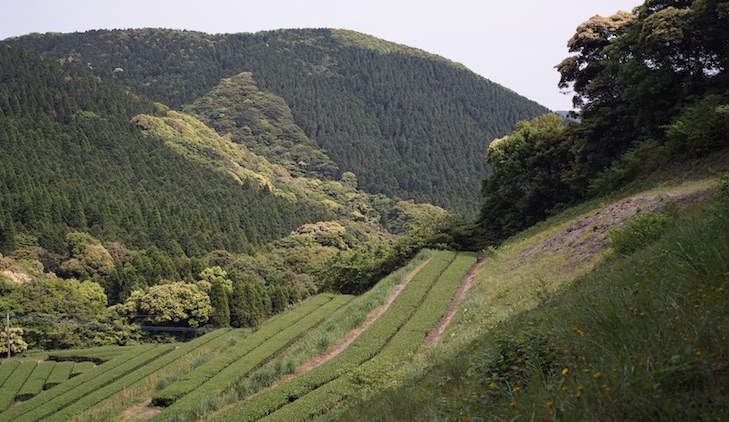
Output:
[0, 45, 333, 256]
[6, 28, 549, 215]
[0, 43, 458, 351]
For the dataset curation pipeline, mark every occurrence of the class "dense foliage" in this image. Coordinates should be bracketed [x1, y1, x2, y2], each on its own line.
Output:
[6, 28, 549, 215]
[0, 45, 333, 256]
[0, 44, 445, 350]
[479, 0, 729, 238]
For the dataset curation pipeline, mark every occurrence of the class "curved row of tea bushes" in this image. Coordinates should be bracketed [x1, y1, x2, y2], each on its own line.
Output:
[42, 361, 74, 390]
[154, 294, 353, 421]
[209, 251, 458, 422]
[152, 294, 337, 407]
[69, 361, 95, 377]
[43, 329, 243, 422]
[39, 328, 237, 422]
[0, 361, 21, 389]
[0, 361, 37, 410]
[0, 344, 163, 422]
[260, 252, 478, 421]
[14, 361, 56, 401]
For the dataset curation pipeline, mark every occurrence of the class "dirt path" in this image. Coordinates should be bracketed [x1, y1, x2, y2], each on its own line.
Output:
[423, 254, 486, 346]
[124, 399, 160, 420]
[297, 256, 433, 372]
[208, 256, 433, 416]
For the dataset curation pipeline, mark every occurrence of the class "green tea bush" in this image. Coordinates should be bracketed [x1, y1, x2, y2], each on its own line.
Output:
[0, 361, 36, 409]
[210, 252, 457, 422]
[152, 295, 336, 407]
[15, 361, 55, 401]
[0, 345, 161, 421]
[0, 361, 20, 388]
[608, 211, 671, 255]
[153, 295, 351, 420]
[43, 361, 74, 389]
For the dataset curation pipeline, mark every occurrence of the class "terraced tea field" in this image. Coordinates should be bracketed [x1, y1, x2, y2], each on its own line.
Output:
[0, 250, 479, 421]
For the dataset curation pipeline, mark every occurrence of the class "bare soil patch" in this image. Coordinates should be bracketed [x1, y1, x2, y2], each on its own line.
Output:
[520, 190, 713, 272]
[423, 254, 486, 346]
[299, 256, 432, 372]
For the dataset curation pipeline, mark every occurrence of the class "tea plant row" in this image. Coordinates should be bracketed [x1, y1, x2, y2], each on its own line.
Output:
[154, 294, 353, 420]
[210, 251, 462, 421]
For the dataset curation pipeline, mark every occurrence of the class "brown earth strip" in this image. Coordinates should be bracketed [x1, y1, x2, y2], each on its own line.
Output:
[423, 254, 486, 346]
[207, 255, 434, 416]
[297, 256, 433, 372]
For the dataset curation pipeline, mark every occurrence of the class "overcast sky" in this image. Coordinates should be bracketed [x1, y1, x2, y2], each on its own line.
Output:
[1, 0, 640, 111]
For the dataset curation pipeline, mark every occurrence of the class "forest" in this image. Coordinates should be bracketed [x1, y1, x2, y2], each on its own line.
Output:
[479, 0, 729, 238]
[6, 28, 548, 216]
[0, 0, 726, 379]
[0, 39, 460, 350]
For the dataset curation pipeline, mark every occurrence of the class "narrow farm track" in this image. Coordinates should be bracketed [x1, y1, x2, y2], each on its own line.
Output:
[209, 251, 474, 422]
[298, 256, 434, 373]
[423, 254, 486, 345]
[210, 256, 434, 416]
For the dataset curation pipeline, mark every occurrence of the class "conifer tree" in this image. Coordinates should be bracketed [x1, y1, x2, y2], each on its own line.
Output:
[230, 280, 264, 328]
[209, 279, 231, 327]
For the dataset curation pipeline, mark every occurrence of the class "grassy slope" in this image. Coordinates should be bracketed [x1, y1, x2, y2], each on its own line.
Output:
[329, 154, 729, 420]
[3, 155, 726, 421]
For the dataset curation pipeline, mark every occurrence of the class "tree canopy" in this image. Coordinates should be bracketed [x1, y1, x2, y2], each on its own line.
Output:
[479, 0, 729, 240]
[6, 28, 549, 216]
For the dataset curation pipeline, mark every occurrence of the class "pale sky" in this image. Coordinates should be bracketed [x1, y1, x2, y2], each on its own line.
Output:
[0, 0, 640, 111]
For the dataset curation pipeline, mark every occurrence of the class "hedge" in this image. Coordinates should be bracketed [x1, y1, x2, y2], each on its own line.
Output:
[209, 252, 457, 422]
[15, 361, 56, 401]
[154, 295, 353, 420]
[0, 361, 37, 410]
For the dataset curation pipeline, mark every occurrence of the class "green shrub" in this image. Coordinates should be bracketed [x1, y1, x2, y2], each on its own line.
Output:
[608, 211, 672, 255]
[0, 361, 36, 410]
[15, 361, 55, 401]
[43, 361, 74, 390]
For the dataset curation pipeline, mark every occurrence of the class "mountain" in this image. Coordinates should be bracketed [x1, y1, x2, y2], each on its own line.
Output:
[5, 28, 549, 216]
[0, 44, 333, 256]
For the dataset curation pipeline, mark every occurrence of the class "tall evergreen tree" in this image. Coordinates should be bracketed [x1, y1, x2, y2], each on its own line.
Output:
[209, 280, 231, 327]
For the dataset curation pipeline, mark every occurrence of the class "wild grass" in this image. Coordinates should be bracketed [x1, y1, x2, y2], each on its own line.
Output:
[330, 177, 728, 421]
